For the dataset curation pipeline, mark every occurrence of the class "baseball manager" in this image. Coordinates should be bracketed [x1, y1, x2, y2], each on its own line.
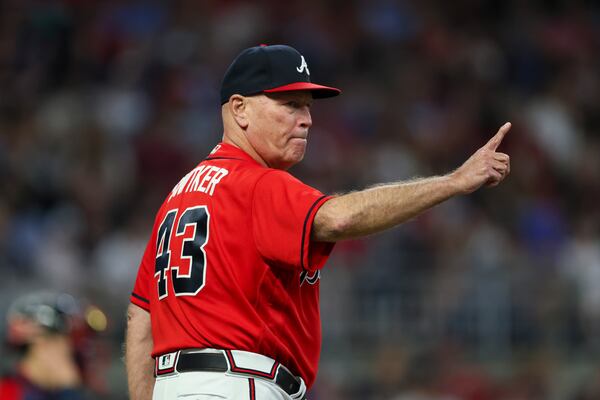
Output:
[126, 44, 511, 400]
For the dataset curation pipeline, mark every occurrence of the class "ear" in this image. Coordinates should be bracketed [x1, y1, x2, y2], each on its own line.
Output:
[229, 95, 249, 129]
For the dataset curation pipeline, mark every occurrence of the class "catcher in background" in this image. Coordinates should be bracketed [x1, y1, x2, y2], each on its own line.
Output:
[0, 291, 107, 400]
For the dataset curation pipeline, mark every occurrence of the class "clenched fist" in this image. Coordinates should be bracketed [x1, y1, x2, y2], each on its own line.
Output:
[450, 122, 511, 194]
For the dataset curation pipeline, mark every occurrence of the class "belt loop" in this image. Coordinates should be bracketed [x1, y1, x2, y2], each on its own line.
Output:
[289, 375, 307, 400]
[221, 349, 232, 372]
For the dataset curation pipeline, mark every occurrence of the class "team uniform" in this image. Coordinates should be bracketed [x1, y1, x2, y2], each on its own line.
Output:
[130, 143, 335, 398]
[127, 43, 511, 400]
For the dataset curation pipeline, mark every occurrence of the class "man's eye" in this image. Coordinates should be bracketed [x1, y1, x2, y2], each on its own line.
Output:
[285, 101, 311, 109]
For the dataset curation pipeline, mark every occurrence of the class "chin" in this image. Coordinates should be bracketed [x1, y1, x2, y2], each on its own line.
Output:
[291, 141, 307, 157]
[291, 149, 306, 164]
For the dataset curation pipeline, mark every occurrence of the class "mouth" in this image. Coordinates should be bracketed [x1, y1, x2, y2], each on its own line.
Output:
[290, 137, 307, 144]
[291, 133, 308, 140]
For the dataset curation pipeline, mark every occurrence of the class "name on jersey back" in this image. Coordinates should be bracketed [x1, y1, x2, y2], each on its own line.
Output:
[168, 164, 229, 201]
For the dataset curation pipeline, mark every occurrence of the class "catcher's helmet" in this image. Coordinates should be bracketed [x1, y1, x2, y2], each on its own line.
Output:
[6, 291, 82, 344]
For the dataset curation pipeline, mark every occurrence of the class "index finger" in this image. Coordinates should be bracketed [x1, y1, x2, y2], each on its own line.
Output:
[485, 122, 511, 151]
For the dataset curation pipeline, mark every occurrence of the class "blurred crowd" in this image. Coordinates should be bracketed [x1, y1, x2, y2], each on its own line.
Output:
[0, 0, 599, 399]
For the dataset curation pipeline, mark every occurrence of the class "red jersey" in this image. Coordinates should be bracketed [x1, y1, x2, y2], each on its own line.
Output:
[130, 143, 334, 387]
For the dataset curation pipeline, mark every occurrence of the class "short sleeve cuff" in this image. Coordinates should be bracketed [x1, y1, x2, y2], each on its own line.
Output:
[130, 292, 151, 312]
[300, 195, 335, 272]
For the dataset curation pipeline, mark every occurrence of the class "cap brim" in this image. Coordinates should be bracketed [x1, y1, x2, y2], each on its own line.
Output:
[263, 82, 341, 99]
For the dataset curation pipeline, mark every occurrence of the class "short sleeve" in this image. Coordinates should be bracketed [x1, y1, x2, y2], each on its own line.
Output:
[252, 170, 335, 271]
[130, 231, 156, 311]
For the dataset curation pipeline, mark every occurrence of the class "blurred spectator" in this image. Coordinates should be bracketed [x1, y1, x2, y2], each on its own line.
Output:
[575, 367, 600, 400]
[559, 218, 600, 351]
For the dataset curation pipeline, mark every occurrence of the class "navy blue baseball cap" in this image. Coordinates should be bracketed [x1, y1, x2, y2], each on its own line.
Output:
[220, 44, 341, 104]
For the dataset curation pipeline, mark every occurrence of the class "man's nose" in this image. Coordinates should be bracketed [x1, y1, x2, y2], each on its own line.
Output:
[299, 107, 312, 129]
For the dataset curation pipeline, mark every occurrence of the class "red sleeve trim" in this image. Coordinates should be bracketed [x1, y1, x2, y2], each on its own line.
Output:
[300, 195, 332, 270]
[130, 292, 151, 311]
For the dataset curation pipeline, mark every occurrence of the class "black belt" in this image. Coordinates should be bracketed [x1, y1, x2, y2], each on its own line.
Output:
[156, 350, 305, 398]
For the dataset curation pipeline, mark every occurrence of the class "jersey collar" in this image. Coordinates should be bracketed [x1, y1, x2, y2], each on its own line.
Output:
[205, 142, 263, 165]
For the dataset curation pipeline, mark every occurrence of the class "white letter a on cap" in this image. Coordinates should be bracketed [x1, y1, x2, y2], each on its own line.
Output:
[296, 56, 310, 75]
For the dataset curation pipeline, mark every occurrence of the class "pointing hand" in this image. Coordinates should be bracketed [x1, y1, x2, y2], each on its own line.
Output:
[451, 122, 511, 194]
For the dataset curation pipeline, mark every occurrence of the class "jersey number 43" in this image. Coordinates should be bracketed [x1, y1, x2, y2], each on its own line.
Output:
[154, 206, 210, 299]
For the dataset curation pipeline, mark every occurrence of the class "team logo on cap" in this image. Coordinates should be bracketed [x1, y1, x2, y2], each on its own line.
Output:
[296, 56, 310, 76]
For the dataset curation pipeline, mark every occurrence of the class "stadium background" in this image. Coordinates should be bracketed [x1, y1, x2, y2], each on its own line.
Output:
[0, 0, 599, 398]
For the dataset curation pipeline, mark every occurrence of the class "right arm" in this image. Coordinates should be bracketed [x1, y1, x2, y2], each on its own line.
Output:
[125, 303, 154, 400]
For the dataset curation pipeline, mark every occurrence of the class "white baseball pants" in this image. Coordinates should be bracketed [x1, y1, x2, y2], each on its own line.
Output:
[152, 349, 307, 400]
[153, 371, 299, 399]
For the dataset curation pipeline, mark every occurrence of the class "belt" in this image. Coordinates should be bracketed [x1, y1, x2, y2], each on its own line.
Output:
[155, 349, 306, 399]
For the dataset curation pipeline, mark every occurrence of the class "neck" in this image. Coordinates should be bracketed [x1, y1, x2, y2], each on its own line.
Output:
[20, 339, 82, 389]
[222, 132, 268, 168]
[21, 356, 55, 388]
